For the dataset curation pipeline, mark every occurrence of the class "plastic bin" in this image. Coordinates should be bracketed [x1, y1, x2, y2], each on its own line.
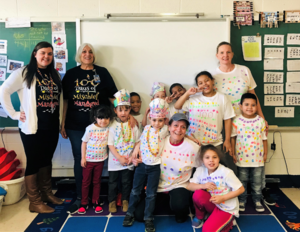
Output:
[0, 176, 25, 205]
[0, 183, 8, 213]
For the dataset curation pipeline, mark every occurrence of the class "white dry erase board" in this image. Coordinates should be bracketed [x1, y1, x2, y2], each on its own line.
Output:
[79, 19, 230, 113]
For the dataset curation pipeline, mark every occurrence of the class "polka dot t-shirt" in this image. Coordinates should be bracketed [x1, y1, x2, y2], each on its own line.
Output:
[231, 115, 267, 167]
[211, 64, 257, 116]
[81, 123, 109, 162]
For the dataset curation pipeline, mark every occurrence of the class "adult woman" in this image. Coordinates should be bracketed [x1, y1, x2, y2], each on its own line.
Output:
[61, 43, 118, 214]
[133, 113, 200, 223]
[0, 41, 63, 213]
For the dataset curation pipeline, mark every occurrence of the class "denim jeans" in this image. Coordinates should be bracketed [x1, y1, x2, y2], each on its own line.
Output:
[66, 129, 85, 199]
[127, 163, 160, 220]
[238, 166, 264, 203]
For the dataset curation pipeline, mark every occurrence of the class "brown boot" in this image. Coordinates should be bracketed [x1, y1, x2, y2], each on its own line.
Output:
[122, 200, 129, 212]
[38, 165, 63, 205]
[109, 201, 117, 213]
[25, 174, 55, 213]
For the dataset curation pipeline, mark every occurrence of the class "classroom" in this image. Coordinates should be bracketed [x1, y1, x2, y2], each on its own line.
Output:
[0, 1, 300, 232]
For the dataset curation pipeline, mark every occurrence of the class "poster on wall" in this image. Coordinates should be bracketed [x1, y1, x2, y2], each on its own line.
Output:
[233, 1, 253, 26]
[284, 10, 300, 23]
[6, 60, 24, 73]
[55, 61, 66, 75]
[0, 67, 6, 81]
[242, 36, 262, 61]
[51, 22, 65, 34]
[54, 49, 68, 62]
[0, 55, 7, 66]
[260, 12, 279, 28]
[0, 40, 7, 54]
[52, 34, 67, 50]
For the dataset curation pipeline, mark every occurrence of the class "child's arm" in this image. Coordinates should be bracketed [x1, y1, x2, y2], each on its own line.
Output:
[142, 108, 150, 127]
[108, 145, 128, 166]
[263, 139, 268, 162]
[223, 118, 232, 156]
[128, 141, 141, 164]
[81, 142, 87, 168]
[210, 186, 245, 205]
[174, 87, 196, 110]
[230, 136, 237, 163]
[186, 182, 217, 192]
[185, 134, 201, 146]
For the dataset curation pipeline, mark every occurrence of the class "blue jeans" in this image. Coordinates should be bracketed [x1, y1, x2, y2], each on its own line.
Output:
[66, 129, 85, 199]
[238, 166, 264, 203]
[127, 163, 160, 220]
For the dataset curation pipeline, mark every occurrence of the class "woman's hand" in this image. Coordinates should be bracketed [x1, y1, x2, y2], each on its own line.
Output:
[20, 111, 26, 122]
[60, 125, 68, 139]
[203, 182, 217, 191]
[210, 195, 225, 205]
[81, 158, 87, 168]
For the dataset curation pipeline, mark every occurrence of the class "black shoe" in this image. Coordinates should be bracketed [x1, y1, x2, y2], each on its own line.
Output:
[123, 214, 134, 227]
[99, 197, 105, 206]
[66, 202, 79, 214]
[175, 214, 187, 223]
[262, 188, 276, 206]
[145, 219, 155, 232]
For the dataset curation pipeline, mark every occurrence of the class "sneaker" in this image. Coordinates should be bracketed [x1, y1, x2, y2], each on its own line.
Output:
[239, 202, 246, 212]
[99, 197, 105, 206]
[122, 200, 129, 212]
[93, 203, 103, 213]
[78, 205, 88, 214]
[145, 219, 155, 232]
[117, 193, 122, 206]
[191, 217, 203, 229]
[262, 188, 276, 206]
[66, 200, 81, 214]
[109, 201, 117, 213]
[123, 214, 134, 227]
[255, 201, 265, 212]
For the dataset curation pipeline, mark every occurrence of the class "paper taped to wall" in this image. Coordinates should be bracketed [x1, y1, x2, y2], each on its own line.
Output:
[286, 82, 300, 93]
[242, 36, 262, 61]
[288, 47, 300, 59]
[275, 107, 294, 118]
[286, 94, 300, 105]
[287, 72, 300, 82]
[264, 59, 283, 70]
[264, 84, 284, 94]
[264, 48, 284, 59]
[264, 95, 284, 106]
[264, 72, 283, 83]
[287, 60, 300, 71]
[264, 35, 284, 46]
[287, 33, 300, 45]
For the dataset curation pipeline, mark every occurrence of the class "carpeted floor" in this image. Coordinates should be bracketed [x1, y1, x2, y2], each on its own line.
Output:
[25, 186, 300, 232]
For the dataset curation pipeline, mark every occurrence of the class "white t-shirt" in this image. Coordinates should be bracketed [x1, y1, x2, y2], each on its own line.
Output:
[231, 115, 267, 167]
[157, 136, 200, 192]
[108, 119, 140, 171]
[140, 125, 169, 165]
[133, 113, 144, 134]
[190, 164, 242, 217]
[182, 92, 235, 146]
[211, 64, 257, 116]
[168, 101, 189, 119]
[81, 124, 109, 162]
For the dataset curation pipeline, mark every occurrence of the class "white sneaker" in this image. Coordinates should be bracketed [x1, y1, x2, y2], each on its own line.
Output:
[255, 201, 265, 212]
[239, 202, 245, 212]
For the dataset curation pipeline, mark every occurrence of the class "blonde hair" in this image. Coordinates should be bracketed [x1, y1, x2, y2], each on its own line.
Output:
[75, 43, 97, 64]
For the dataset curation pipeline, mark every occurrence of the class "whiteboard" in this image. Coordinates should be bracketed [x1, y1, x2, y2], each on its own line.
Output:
[80, 20, 229, 113]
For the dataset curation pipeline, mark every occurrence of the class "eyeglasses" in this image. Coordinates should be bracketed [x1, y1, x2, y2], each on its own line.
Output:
[80, 79, 97, 86]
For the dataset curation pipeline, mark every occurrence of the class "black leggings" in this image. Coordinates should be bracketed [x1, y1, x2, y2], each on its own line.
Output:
[134, 187, 192, 222]
[19, 129, 59, 176]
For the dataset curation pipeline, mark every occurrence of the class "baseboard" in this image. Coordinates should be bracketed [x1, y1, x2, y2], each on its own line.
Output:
[266, 175, 300, 188]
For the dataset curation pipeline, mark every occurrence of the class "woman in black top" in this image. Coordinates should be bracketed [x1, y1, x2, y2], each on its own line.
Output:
[61, 43, 118, 213]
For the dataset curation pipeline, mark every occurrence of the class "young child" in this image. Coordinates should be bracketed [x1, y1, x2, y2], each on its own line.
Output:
[130, 92, 144, 133]
[175, 71, 235, 151]
[123, 98, 169, 232]
[187, 145, 244, 231]
[231, 93, 268, 212]
[108, 89, 140, 213]
[78, 105, 113, 214]
[142, 82, 167, 127]
[167, 83, 189, 118]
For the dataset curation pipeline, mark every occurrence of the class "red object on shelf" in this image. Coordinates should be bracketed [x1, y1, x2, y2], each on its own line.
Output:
[0, 169, 22, 181]
[0, 159, 20, 179]
[0, 150, 17, 170]
[0, 148, 7, 158]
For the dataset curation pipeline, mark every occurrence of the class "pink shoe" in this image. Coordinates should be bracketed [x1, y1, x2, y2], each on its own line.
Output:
[78, 205, 88, 214]
[93, 203, 103, 213]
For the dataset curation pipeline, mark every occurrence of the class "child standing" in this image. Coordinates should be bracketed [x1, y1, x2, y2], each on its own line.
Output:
[175, 71, 235, 152]
[123, 98, 169, 232]
[187, 145, 244, 231]
[130, 92, 144, 133]
[167, 83, 189, 118]
[78, 105, 113, 214]
[231, 93, 268, 212]
[108, 89, 140, 213]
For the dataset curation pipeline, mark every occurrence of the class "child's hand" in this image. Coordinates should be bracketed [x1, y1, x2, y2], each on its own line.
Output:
[165, 93, 176, 104]
[223, 140, 232, 155]
[187, 87, 202, 96]
[81, 158, 87, 168]
[127, 157, 133, 165]
[118, 156, 129, 166]
[190, 134, 201, 146]
[203, 182, 217, 191]
[210, 195, 225, 205]
[263, 152, 267, 162]
[233, 155, 237, 163]
[145, 107, 150, 115]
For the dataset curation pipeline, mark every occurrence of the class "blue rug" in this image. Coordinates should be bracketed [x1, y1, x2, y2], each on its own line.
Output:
[237, 215, 284, 231]
[61, 217, 107, 232]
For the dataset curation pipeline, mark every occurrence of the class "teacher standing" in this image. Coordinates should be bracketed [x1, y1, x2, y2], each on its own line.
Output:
[61, 43, 118, 214]
[0, 41, 63, 213]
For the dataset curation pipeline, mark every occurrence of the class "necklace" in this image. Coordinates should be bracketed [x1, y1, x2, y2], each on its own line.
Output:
[120, 118, 132, 142]
[37, 68, 55, 113]
[146, 126, 160, 157]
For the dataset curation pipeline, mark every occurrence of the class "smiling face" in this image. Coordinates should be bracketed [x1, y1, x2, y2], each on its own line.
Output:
[197, 75, 214, 95]
[114, 106, 131, 122]
[130, 95, 141, 114]
[150, 117, 165, 130]
[168, 120, 187, 143]
[171, 85, 186, 100]
[153, 91, 166, 100]
[203, 150, 220, 174]
[35, 47, 53, 69]
[80, 45, 94, 65]
[240, 98, 257, 118]
[216, 44, 234, 66]
[95, 117, 110, 128]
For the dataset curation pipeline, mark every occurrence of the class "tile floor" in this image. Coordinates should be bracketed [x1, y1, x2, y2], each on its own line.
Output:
[0, 188, 299, 232]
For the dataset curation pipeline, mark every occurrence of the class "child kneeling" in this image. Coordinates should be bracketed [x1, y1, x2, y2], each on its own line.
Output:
[187, 145, 244, 232]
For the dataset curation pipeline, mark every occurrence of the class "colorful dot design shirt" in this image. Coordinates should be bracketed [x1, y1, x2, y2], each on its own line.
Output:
[140, 125, 169, 166]
[231, 115, 267, 167]
[107, 120, 140, 171]
[168, 102, 189, 119]
[82, 124, 109, 162]
[157, 137, 200, 192]
[212, 64, 257, 116]
[182, 92, 235, 146]
[190, 164, 243, 217]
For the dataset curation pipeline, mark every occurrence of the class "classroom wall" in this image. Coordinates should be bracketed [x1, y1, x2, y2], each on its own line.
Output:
[1, 0, 300, 177]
